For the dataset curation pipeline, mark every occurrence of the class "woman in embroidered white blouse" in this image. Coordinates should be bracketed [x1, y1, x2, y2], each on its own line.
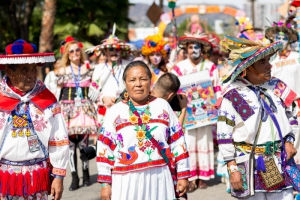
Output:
[97, 61, 190, 200]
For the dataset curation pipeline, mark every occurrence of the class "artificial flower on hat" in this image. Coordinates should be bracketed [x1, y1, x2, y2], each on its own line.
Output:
[265, 21, 298, 46]
[141, 34, 167, 57]
[85, 23, 130, 56]
[220, 35, 283, 84]
[0, 39, 55, 70]
[60, 36, 84, 54]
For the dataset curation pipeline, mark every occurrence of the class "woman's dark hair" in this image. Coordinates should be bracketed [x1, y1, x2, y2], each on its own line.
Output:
[122, 60, 152, 82]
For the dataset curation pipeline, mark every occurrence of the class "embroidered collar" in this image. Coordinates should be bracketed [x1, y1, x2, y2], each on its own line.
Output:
[0, 76, 57, 111]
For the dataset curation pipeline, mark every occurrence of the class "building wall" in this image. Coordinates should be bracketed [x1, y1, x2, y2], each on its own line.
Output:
[244, 2, 281, 28]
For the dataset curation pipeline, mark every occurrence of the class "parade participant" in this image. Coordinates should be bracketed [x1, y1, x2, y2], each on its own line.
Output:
[151, 72, 187, 126]
[0, 39, 69, 200]
[44, 57, 61, 100]
[141, 34, 169, 86]
[88, 24, 131, 126]
[57, 36, 98, 191]
[168, 45, 187, 71]
[265, 22, 300, 164]
[218, 36, 297, 199]
[97, 61, 190, 200]
[172, 31, 221, 191]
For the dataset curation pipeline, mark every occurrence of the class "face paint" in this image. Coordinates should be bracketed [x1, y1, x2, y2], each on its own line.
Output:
[275, 32, 288, 48]
[149, 52, 162, 66]
[187, 44, 201, 60]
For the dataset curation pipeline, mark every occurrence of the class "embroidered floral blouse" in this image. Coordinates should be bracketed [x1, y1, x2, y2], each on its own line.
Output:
[217, 78, 297, 161]
[97, 98, 191, 183]
[0, 77, 69, 177]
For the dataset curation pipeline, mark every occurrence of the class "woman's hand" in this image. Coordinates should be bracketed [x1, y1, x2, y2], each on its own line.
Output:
[177, 178, 189, 196]
[230, 171, 244, 191]
[285, 142, 297, 161]
[100, 184, 111, 200]
[50, 178, 63, 200]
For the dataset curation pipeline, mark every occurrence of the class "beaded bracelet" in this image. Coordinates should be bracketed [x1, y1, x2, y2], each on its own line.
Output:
[228, 164, 238, 174]
[101, 183, 111, 187]
[53, 175, 64, 180]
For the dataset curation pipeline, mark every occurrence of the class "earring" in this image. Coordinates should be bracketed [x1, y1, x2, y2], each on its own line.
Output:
[241, 69, 247, 78]
[124, 92, 129, 101]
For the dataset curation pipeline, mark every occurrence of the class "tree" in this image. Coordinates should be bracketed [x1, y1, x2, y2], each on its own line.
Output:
[0, 0, 39, 49]
[39, 0, 57, 52]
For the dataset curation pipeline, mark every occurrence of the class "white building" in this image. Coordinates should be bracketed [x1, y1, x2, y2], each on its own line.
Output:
[244, 2, 282, 28]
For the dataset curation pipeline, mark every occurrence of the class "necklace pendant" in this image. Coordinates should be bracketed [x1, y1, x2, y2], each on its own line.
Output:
[12, 130, 17, 138]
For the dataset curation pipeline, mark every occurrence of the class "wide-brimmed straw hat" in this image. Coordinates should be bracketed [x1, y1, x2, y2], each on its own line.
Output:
[221, 35, 283, 84]
[178, 30, 214, 47]
[85, 23, 130, 55]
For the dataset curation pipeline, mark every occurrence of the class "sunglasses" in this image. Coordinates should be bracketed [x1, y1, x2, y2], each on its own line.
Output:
[69, 48, 81, 54]
[108, 48, 120, 52]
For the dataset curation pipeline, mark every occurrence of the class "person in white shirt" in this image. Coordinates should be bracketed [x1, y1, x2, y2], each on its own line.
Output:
[219, 35, 297, 200]
[44, 57, 61, 100]
[0, 39, 69, 200]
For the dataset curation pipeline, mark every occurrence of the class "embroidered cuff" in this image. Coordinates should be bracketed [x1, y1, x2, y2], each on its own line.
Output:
[52, 168, 66, 177]
[177, 170, 191, 179]
[96, 156, 115, 166]
[97, 174, 112, 183]
[175, 152, 189, 163]
[218, 139, 233, 144]
[49, 139, 70, 146]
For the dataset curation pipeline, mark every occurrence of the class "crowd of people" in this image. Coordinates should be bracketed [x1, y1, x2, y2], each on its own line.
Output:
[2, 2, 300, 200]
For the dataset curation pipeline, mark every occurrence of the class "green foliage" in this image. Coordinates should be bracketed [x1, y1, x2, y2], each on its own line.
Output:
[0, 0, 133, 52]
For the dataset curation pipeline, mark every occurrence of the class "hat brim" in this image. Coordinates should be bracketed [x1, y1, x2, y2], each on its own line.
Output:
[222, 41, 283, 84]
[178, 36, 213, 47]
[0, 53, 55, 65]
[97, 44, 131, 51]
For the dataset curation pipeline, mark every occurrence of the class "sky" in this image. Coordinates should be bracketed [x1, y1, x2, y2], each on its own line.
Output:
[129, 0, 285, 9]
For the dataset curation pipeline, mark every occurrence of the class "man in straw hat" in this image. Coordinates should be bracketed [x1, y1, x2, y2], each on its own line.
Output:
[218, 35, 297, 199]
[88, 24, 131, 125]
[0, 39, 69, 200]
[171, 31, 221, 191]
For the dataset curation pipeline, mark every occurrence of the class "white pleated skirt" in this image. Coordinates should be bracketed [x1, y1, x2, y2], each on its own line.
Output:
[111, 165, 176, 200]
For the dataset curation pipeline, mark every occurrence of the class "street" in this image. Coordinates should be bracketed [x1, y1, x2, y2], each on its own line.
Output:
[61, 142, 234, 200]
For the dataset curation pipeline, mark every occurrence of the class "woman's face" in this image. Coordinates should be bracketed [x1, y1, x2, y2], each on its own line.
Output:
[149, 52, 162, 66]
[68, 43, 81, 63]
[125, 66, 151, 103]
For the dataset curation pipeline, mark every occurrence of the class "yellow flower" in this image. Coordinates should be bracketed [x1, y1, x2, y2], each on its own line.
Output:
[136, 129, 146, 140]
[141, 113, 151, 123]
[129, 114, 138, 124]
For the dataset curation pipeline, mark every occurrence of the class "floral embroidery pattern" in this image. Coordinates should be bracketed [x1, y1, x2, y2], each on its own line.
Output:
[33, 117, 48, 132]
[128, 100, 158, 161]
[158, 110, 169, 121]
[116, 133, 124, 148]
